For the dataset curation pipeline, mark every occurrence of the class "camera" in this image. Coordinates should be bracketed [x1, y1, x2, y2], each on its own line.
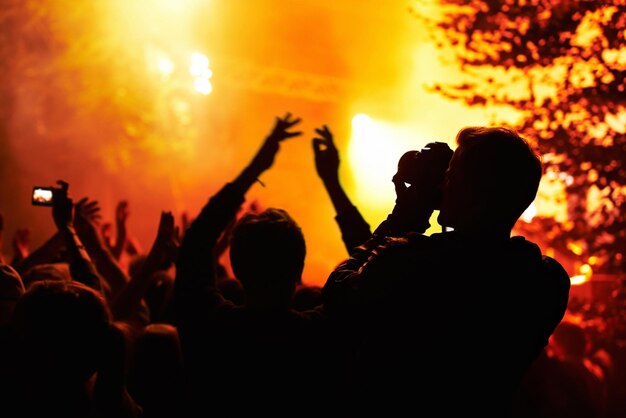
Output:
[395, 142, 453, 185]
[32, 181, 70, 207]
[32, 187, 54, 206]
[394, 142, 453, 208]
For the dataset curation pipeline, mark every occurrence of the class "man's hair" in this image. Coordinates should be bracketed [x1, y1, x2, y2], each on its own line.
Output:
[11, 280, 112, 381]
[455, 126, 542, 228]
[229, 208, 306, 292]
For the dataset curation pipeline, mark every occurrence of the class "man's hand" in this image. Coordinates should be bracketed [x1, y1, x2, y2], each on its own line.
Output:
[313, 124, 340, 184]
[248, 113, 302, 176]
[146, 211, 179, 271]
[12, 228, 31, 261]
[51, 180, 73, 231]
[74, 197, 104, 247]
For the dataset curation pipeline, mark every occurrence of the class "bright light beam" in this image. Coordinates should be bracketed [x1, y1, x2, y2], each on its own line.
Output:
[348, 114, 410, 209]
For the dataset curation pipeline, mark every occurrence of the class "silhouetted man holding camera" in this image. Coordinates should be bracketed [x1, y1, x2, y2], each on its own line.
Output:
[323, 127, 570, 417]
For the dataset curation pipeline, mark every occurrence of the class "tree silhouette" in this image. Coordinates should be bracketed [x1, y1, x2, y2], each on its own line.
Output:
[411, 0, 626, 274]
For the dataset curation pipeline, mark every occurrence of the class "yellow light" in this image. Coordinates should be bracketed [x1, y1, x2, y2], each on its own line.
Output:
[201, 68, 213, 79]
[567, 241, 584, 256]
[190, 52, 210, 77]
[348, 115, 420, 212]
[579, 263, 593, 280]
[352, 113, 372, 130]
[588, 256, 598, 265]
[570, 275, 588, 286]
[157, 57, 175, 76]
[194, 77, 212, 95]
[520, 201, 537, 223]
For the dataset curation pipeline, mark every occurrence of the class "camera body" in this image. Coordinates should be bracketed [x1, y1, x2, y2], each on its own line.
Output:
[32, 187, 54, 206]
[395, 142, 453, 185]
[32, 181, 69, 207]
[394, 142, 453, 208]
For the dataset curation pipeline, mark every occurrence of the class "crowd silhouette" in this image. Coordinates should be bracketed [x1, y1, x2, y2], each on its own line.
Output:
[3, 111, 624, 418]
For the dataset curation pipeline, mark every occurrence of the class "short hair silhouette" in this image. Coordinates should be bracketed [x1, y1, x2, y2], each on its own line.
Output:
[12, 280, 111, 381]
[229, 208, 306, 296]
[440, 126, 542, 232]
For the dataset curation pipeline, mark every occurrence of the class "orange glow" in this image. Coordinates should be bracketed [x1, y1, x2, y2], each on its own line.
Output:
[2, 1, 559, 286]
[579, 263, 593, 277]
[567, 241, 585, 256]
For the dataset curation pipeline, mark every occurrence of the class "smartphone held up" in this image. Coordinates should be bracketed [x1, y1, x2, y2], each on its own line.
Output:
[32, 187, 54, 206]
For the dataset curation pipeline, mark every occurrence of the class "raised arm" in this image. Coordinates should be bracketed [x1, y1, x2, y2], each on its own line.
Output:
[313, 124, 371, 254]
[175, 113, 302, 320]
[110, 200, 129, 260]
[51, 181, 104, 294]
[74, 197, 130, 301]
[373, 142, 453, 237]
[111, 211, 178, 322]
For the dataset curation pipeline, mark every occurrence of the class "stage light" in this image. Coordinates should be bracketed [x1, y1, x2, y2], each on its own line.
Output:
[157, 57, 175, 76]
[194, 77, 213, 95]
[190, 52, 210, 77]
[348, 114, 409, 209]
[351, 113, 372, 130]
[189, 52, 212, 95]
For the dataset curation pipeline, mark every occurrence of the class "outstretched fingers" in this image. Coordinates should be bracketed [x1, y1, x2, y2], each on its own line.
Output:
[270, 113, 303, 141]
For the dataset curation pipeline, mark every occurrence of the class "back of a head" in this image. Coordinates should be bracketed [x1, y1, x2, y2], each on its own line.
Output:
[0, 263, 25, 326]
[229, 208, 305, 299]
[453, 127, 542, 229]
[128, 323, 184, 417]
[11, 280, 111, 383]
[21, 262, 71, 290]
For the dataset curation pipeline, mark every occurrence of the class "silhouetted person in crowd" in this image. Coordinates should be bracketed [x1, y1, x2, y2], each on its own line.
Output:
[7, 181, 141, 418]
[128, 323, 185, 418]
[175, 114, 335, 416]
[323, 127, 571, 417]
[512, 321, 608, 418]
[313, 124, 371, 253]
[0, 263, 25, 326]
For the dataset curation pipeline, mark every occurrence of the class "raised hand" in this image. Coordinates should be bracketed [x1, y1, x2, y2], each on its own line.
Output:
[101, 222, 114, 250]
[51, 180, 73, 231]
[146, 211, 179, 271]
[313, 124, 340, 184]
[116, 200, 129, 227]
[176, 211, 192, 243]
[248, 113, 302, 176]
[12, 228, 31, 262]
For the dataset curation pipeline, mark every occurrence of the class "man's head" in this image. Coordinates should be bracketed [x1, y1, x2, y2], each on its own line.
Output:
[11, 280, 112, 382]
[0, 263, 25, 326]
[438, 127, 542, 234]
[229, 208, 306, 306]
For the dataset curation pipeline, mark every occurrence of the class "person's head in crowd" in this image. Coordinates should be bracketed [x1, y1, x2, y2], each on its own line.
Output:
[439, 126, 542, 236]
[144, 270, 175, 323]
[550, 320, 589, 361]
[128, 254, 148, 280]
[0, 263, 25, 326]
[128, 323, 184, 418]
[229, 208, 305, 309]
[11, 280, 112, 385]
[21, 262, 71, 289]
[217, 277, 245, 306]
[291, 284, 322, 312]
